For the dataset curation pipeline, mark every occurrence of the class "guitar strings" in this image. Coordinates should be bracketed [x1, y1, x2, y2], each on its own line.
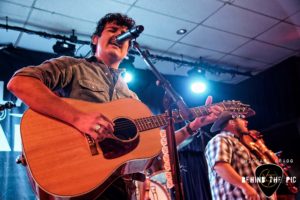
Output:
[111, 106, 223, 130]
[106, 102, 243, 132]
[113, 123, 158, 131]
[114, 121, 165, 127]
[114, 120, 165, 127]
[113, 108, 239, 131]
[113, 120, 165, 132]
[113, 119, 167, 128]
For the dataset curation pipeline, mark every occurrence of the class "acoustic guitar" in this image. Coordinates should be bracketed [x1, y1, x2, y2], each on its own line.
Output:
[20, 98, 251, 199]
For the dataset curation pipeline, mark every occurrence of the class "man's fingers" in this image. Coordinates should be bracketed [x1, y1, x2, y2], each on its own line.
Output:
[97, 120, 114, 133]
[210, 106, 223, 113]
[205, 95, 213, 106]
[99, 114, 114, 125]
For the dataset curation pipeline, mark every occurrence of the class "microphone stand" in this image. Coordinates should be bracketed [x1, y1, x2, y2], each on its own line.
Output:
[133, 41, 192, 200]
[0, 102, 16, 111]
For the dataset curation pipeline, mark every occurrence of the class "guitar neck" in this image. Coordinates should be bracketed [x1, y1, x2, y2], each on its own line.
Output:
[134, 113, 168, 132]
[133, 102, 226, 132]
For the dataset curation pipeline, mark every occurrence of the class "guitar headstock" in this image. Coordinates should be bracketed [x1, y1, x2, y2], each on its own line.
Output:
[222, 100, 255, 118]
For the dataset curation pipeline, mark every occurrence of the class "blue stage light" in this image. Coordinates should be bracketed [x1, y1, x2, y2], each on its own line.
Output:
[191, 81, 206, 93]
[123, 72, 133, 83]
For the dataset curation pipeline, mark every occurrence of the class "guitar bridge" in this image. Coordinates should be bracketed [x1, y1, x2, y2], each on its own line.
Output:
[85, 134, 99, 156]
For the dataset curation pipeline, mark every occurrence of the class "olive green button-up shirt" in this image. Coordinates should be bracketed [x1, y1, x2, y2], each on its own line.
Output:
[14, 56, 138, 102]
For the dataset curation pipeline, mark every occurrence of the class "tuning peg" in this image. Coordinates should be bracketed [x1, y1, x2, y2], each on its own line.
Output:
[285, 165, 291, 169]
[276, 151, 283, 158]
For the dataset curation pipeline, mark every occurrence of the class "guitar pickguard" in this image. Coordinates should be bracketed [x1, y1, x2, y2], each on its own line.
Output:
[99, 137, 139, 159]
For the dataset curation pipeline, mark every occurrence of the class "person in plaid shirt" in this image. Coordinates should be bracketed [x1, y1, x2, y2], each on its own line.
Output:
[205, 111, 277, 200]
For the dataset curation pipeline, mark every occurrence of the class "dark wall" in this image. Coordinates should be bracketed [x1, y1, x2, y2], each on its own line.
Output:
[235, 56, 300, 130]
[0, 46, 56, 82]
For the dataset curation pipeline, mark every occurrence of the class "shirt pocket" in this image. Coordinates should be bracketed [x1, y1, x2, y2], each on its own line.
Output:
[78, 79, 106, 92]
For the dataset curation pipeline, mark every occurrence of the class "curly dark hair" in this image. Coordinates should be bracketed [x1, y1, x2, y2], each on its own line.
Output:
[91, 13, 136, 54]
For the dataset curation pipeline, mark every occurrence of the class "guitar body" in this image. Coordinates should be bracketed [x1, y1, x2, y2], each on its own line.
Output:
[21, 98, 162, 199]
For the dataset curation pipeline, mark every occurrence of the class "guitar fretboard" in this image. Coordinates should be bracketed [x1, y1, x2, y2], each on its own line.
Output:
[134, 101, 249, 132]
[189, 106, 210, 118]
[134, 114, 168, 132]
[133, 102, 229, 132]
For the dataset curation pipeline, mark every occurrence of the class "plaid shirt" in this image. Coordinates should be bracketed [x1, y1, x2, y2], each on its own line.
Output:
[205, 131, 277, 200]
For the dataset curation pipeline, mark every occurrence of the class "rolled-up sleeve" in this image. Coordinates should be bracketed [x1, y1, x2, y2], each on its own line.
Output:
[205, 135, 233, 170]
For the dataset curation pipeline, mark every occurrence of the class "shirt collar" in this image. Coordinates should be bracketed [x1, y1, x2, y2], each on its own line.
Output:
[86, 56, 124, 74]
[222, 131, 241, 140]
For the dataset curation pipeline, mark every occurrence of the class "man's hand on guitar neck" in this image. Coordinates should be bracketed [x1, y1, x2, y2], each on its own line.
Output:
[176, 96, 223, 145]
[188, 96, 223, 131]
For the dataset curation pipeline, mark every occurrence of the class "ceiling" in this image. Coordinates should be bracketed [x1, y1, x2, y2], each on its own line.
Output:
[1, 0, 300, 84]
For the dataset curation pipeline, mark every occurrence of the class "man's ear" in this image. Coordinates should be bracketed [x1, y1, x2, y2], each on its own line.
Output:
[92, 35, 99, 45]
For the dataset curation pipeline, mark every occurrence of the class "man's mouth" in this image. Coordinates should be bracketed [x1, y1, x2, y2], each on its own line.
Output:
[109, 38, 121, 48]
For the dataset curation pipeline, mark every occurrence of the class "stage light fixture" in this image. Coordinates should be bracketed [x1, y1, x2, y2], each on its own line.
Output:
[176, 28, 187, 35]
[53, 41, 75, 56]
[188, 66, 207, 94]
[187, 66, 205, 77]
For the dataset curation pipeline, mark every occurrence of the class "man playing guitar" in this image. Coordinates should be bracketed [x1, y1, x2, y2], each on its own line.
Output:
[8, 13, 222, 199]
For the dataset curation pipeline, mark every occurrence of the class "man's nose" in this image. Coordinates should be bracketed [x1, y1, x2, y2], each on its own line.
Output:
[115, 29, 124, 36]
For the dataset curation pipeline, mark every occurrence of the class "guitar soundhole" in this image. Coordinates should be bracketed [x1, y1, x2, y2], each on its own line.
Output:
[113, 118, 137, 141]
[99, 117, 139, 159]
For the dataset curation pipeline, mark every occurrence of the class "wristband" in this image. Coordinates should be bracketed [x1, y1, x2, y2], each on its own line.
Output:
[186, 123, 197, 136]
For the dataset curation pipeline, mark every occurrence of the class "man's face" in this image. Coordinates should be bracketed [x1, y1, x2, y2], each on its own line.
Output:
[234, 118, 249, 133]
[93, 21, 130, 65]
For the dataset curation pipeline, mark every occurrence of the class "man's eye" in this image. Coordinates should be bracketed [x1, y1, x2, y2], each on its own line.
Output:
[107, 29, 117, 33]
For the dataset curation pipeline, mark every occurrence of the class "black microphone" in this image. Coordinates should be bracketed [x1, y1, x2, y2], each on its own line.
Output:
[116, 25, 144, 44]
